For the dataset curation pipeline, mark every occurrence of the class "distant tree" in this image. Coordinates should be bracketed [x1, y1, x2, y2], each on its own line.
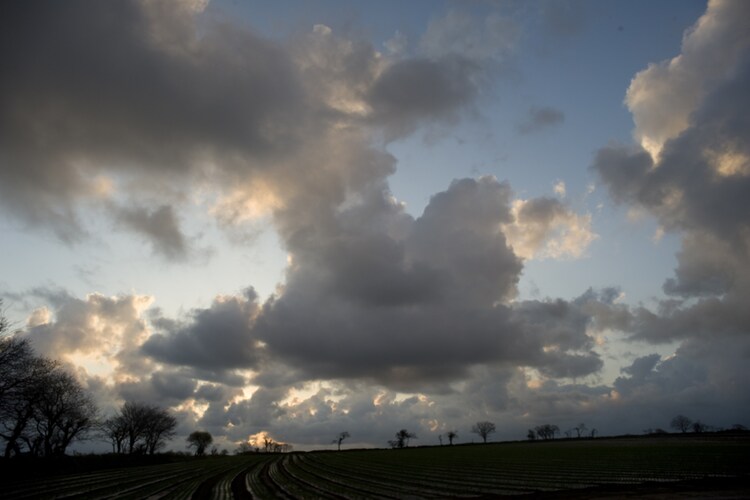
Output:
[187, 431, 213, 456]
[590, 428, 597, 438]
[670, 415, 692, 433]
[111, 401, 176, 455]
[446, 430, 458, 445]
[731, 424, 747, 431]
[574, 423, 587, 438]
[535, 424, 559, 440]
[471, 421, 496, 443]
[692, 421, 708, 433]
[527, 429, 536, 440]
[564, 429, 572, 439]
[334, 431, 350, 451]
[234, 442, 254, 454]
[389, 429, 416, 448]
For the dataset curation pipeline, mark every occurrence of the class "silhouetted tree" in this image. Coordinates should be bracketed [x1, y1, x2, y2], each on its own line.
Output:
[1, 316, 96, 459]
[0, 335, 58, 458]
[32, 369, 97, 457]
[143, 407, 177, 454]
[670, 415, 692, 433]
[187, 431, 213, 456]
[101, 414, 128, 453]
[527, 429, 536, 440]
[574, 423, 587, 438]
[535, 424, 559, 440]
[446, 430, 458, 445]
[234, 442, 253, 454]
[334, 431, 350, 451]
[389, 429, 416, 448]
[471, 421, 496, 443]
[692, 421, 708, 433]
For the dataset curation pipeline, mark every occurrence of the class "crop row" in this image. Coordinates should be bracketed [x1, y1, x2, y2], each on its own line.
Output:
[3, 437, 748, 499]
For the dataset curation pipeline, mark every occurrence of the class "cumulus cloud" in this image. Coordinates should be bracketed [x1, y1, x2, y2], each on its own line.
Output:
[589, 0, 750, 428]
[624, 0, 750, 159]
[143, 288, 263, 371]
[503, 197, 596, 260]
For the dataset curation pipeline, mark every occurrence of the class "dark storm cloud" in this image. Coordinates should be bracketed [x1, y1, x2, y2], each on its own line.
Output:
[249, 179, 605, 387]
[367, 56, 480, 138]
[142, 289, 262, 371]
[517, 106, 565, 134]
[0, 0, 305, 248]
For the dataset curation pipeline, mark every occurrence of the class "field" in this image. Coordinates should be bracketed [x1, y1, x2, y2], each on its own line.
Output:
[1, 434, 748, 499]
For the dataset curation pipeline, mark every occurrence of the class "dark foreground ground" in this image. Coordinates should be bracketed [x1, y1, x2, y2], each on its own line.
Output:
[1, 433, 749, 499]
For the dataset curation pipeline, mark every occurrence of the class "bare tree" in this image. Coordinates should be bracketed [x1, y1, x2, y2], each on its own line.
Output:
[0, 339, 57, 458]
[187, 430, 213, 456]
[32, 369, 97, 457]
[334, 431, 350, 451]
[389, 429, 416, 448]
[574, 423, 587, 438]
[670, 415, 692, 433]
[691, 421, 708, 433]
[121, 401, 150, 454]
[100, 414, 128, 453]
[535, 424, 559, 440]
[527, 429, 536, 440]
[471, 421, 496, 443]
[103, 402, 176, 455]
[143, 408, 177, 454]
[446, 430, 458, 445]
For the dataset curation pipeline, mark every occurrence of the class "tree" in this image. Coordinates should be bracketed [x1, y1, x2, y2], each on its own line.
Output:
[334, 431, 350, 451]
[446, 430, 458, 445]
[527, 429, 536, 440]
[0, 338, 57, 458]
[535, 424, 559, 440]
[389, 429, 416, 448]
[471, 421, 496, 443]
[670, 415, 692, 433]
[143, 408, 177, 454]
[31, 369, 97, 457]
[101, 414, 128, 453]
[574, 423, 587, 438]
[0, 309, 97, 458]
[105, 401, 177, 455]
[692, 421, 708, 433]
[235, 442, 254, 454]
[187, 431, 213, 456]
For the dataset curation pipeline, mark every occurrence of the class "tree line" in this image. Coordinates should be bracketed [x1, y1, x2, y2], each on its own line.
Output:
[0, 309, 210, 458]
[0, 334, 97, 458]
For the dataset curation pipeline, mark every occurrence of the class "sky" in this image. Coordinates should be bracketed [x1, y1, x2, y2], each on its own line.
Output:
[1, 0, 749, 452]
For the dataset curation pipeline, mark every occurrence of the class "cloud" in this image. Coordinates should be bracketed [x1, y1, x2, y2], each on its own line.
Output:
[111, 204, 191, 260]
[516, 106, 565, 135]
[588, 0, 750, 430]
[503, 197, 596, 260]
[624, 0, 750, 159]
[142, 288, 263, 371]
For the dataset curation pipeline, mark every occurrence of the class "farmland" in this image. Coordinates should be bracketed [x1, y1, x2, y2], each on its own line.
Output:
[1, 434, 748, 499]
